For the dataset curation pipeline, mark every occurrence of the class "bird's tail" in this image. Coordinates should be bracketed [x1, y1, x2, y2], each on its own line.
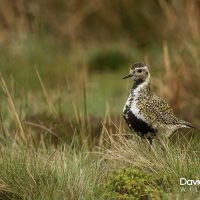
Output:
[179, 120, 198, 129]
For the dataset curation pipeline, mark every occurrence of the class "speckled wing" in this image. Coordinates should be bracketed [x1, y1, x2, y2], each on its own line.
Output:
[145, 95, 180, 125]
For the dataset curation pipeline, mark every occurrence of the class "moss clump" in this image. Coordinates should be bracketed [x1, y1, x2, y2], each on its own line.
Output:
[104, 167, 172, 200]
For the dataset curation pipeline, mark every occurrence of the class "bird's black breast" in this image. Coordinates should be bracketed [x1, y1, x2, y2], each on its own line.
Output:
[123, 110, 157, 138]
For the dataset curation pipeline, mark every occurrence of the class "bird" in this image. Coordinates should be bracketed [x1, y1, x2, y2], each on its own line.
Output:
[122, 62, 194, 145]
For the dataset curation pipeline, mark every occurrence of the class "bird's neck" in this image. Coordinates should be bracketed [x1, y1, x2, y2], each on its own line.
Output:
[130, 76, 151, 96]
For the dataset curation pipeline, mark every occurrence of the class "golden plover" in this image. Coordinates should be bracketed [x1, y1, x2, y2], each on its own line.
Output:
[123, 62, 194, 144]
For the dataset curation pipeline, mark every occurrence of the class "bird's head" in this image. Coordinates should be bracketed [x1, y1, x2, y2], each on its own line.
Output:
[123, 62, 150, 82]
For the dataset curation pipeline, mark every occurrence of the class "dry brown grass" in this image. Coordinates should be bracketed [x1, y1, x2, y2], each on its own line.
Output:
[101, 127, 200, 180]
[0, 74, 26, 142]
[35, 67, 56, 114]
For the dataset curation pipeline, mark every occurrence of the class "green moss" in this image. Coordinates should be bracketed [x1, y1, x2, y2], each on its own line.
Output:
[104, 167, 172, 200]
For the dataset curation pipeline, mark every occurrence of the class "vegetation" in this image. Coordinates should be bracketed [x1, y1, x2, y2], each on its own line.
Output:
[104, 167, 172, 200]
[0, 144, 103, 200]
[0, 0, 200, 200]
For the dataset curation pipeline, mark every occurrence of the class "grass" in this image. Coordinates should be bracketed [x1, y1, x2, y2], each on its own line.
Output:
[0, 144, 105, 200]
[1, 128, 200, 199]
[101, 135, 200, 199]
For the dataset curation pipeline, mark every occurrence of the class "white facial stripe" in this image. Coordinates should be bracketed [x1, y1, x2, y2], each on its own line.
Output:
[135, 66, 148, 70]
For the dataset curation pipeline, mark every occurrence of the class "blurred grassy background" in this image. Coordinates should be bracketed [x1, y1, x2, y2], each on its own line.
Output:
[0, 0, 199, 137]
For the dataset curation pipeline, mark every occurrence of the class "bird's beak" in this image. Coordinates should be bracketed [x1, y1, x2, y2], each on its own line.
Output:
[122, 73, 133, 79]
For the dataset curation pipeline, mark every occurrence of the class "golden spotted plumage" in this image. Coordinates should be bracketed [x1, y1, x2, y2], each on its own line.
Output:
[136, 85, 180, 126]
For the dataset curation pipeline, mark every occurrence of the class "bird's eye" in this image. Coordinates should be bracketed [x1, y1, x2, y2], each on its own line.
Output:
[137, 69, 142, 73]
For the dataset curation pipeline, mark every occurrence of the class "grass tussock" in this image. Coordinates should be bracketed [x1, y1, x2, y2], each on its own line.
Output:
[101, 132, 200, 199]
[0, 144, 105, 200]
[102, 133, 200, 178]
